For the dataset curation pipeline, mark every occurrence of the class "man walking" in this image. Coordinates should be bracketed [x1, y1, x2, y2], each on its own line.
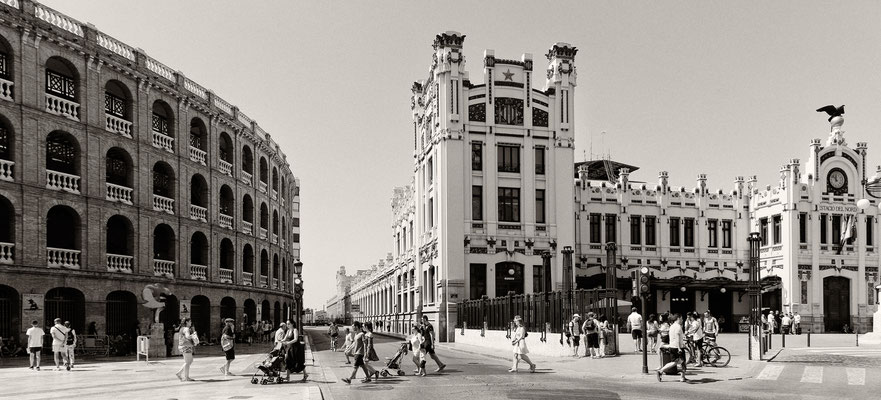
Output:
[25, 320, 43, 370]
[328, 323, 339, 352]
[50, 318, 70, 370]
[567, 314, 582, 357]
[420, 315, 446, 372]
[781, 313, 792, 335]
[703, 311, 719, 343]
[341, 321, 370, 384]
[63, 321, 77, 369]
[656, 313, 687, 382]
[627, 307, 643, 352]
[793, 313, 801, 335]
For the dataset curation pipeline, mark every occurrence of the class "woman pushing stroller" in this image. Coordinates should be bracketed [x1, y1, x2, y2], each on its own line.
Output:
[280, 320, 308, 382]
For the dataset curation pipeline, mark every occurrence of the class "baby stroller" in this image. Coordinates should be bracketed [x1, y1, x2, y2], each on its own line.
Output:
[379, 342, 409, 377]
[251, 345, 286, 385]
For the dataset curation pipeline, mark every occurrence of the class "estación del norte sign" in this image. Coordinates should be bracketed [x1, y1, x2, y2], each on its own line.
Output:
[818, 204, 859, 213]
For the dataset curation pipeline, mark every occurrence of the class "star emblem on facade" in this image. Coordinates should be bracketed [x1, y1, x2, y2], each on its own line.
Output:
[503, 69, 514, 81]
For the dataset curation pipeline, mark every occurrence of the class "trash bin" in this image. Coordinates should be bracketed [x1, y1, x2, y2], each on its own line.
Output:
[659, 348, 679, 375]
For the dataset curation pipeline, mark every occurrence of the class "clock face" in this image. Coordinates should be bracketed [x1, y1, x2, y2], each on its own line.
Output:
[827, 169, 848, 195]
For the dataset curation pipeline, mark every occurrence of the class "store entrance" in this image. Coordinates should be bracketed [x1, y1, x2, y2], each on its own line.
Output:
[669, 289, 695, 318]
[823, 276, 850, 332]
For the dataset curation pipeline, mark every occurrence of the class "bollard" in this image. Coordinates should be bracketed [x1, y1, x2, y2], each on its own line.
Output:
[768, 332, 772, 350]
[807, 329, 811, 347]
[782, 330, 786, 347]
[856, 327, 859, 347]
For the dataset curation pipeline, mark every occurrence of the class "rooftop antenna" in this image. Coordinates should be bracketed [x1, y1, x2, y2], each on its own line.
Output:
[601, 131, 606, 160]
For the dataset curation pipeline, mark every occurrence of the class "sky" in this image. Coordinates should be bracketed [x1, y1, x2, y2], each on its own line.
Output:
[41, 0, 881, 309]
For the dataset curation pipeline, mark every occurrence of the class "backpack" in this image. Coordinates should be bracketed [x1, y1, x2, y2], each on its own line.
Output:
[66, 329, 74, 345]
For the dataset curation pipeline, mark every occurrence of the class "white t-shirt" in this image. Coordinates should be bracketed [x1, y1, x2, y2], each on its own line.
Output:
[628, 312, 643, 331]
[26, 327, 44, 348]
[794, 315, 801, 324]
[51, 324, 69, 345]
[782, 316, 791, 326]
[668, 322, 685, 349]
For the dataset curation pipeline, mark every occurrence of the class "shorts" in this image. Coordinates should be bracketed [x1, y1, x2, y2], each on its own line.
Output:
[586, 333, 599, 348]
[631, 329, 642, 340]
[571, 335, 581, 346]
[29, 347, 41, 354]
[52, 343, 64, 352]
[224, 348, 235, 360]
[424, 345, 436, 355]
[353, 354, 365, 367]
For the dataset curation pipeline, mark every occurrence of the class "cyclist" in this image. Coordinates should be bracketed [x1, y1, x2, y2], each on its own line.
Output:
[328, 324, 340, 352]
[703, 310, 719, 345]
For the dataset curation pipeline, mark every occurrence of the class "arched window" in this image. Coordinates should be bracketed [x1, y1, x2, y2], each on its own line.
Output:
[46, 131, 80, 192]
[152, 224, 175, 277]
[190, 174, 208, 221]
[219, 185, 234, 218]
[273, 210, 279, 236]
[45, 57, 79, 120]
[151, 101, 174, 152]
[0, 117, 12, 164]
[260, 249, 269, 277]
[189, 118, 207, 165]
[219, 238, 234, 283]
[106, 215, 132, 256]
[152, 162, 175, 214]
[260, 203, 269, 232]
[219, 132, 233, 164]
[259, 157, 268, 186]
[47, 205, 81, 269]
[242, 194, 254, 223]
[190, 231, 208, 265]
[0, 194, 13, 247]
[242, 145, 253, 176]
[272, 166, 279, 193]
[104, 80, 132, 137]
[105, 148, 133, 205]
[272, 254, 279, 287]
[0, 36, 14, 83]
[190, 295, 211, 338]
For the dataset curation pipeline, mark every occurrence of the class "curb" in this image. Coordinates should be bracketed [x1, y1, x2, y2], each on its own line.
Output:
[303, 334, 328, 400]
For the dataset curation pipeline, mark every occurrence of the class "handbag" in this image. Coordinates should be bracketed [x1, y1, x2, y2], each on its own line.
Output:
[343, 344, 354, 357]
[221, 336, 233, 351]
[191, 331, 200, 345]
[368, 347, 379, 362]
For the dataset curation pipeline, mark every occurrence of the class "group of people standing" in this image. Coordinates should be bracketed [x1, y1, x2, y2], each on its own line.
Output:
[24, 318, 78, 371]
[763, 311, 801, 335]
[565, 312, 613, 358]
[637, 310, 719, 356]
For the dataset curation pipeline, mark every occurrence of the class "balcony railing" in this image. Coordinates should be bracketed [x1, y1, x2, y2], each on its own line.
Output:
[106, 183, 133, 205]
[189, 146, 207, 165]
[190, 264, 208, 280]
[0, 77, 13, 102]
[152, 131, 174, 153]
[45, 93, 79, 121]
[106, 254, 133, 273]
[281, 238, 286, 248]
[0, 159, 13, 182]
[271, 190, 278, 200]
[0, 242, 13, 264]
[219, 159, 232, 176]
[243, 271, 253, 286]
[272, 233, 278, 244]
[219, 268, 233, 283]
[243, 221, 253, 235]
[153, 259, 174, 277]
[190, 204, 207, 222]
[47, 247, 80, 269]
[260, 275, 268, 288]
[153, 194, 174, 214]
[46, 170, 80, 194]
[259, 227, 268, 239]
[272, 277, 279, 288]
[241, 171, 252, 186]
[258, 181, 268, 193]
[105, 114, 132, 138]
[219, 213, 233, 229]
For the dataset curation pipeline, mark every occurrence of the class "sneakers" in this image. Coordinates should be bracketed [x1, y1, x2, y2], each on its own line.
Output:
[374, 371, 380, 380]
[361, 378, 372, 383]
[529, 364, 536, 373]
[656, 369, 662, 382]
[35, 367, 40, 371]
[435, 364, 446, 372]
[507, 368, 517, 373]
[341, 378, 351, 384]
[66, 365, 70, 371]
[28, 366, 33, 370]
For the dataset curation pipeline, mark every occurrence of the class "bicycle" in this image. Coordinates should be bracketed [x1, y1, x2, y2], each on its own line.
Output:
[685, 337, 730, 367]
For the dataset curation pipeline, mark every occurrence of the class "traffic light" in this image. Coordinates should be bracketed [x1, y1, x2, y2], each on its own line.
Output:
[294, 277, 303, 301]
[637, 266, 650, 296]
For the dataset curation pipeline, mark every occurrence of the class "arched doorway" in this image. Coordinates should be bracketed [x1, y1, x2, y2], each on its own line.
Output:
[220, 297, 236, 321]
[45, 287, 85, 332]
[495, 262, 524, 296]
[159, 294, 179, 327]
[274, 301, 281, 326]
[261, 300, 270, 323]
[105, 291, 137, 336]
[0, 285, 19, 338]
[824, 276, 851, 332]
[191, 295, 210, 340]
[243, 299, 256, 324]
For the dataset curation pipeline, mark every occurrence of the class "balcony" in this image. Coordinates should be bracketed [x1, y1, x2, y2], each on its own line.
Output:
[47, 247, 80, 269]
[219, 159, 233, 177]
[190, 264, 208, 280]
[272, 277, 279, 288]
[258, 181, 268, 193]
[189, 204, 207, 222]
[153, 259, 174, 277]
[219, 268, 233, 283]
[152, 194, 174, 214]
[219, 213, 233, 229]
[0, 77, 13, 102]
[105, 114, 132, 138]
[281, 238, 286, 248]
[243, 221, 253, 235]
[260, 275, 268, 288]
[259, 227, 268, 240]
[0, 159, 13, 182]
[46, 170, 80, 194]
[243, 271, 253, 286]
[106, 183, 133, 205]
[271, 190, 278, 200]
[0, 242, 13, 264]
[241, 171, 252, 186]
[272, 233, 278, 244]
[189, 146, 206, 165]
[152, 131, 174, 153]
[106, 254, 133, 273]
[45, 93, 79, 121]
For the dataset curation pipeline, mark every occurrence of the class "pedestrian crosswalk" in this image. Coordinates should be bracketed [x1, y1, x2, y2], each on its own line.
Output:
[788, 347, 881, 357]
[755, 364, 871, 385]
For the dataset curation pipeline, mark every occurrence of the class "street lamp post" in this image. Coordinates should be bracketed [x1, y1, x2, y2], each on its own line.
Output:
[747, 233, 762, 360]
[561, 246, 574, 319]
[293, 259, 303, 331]
[541, 251, 553, 342]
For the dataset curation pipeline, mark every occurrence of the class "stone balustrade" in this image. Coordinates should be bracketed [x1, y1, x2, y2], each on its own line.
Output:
[271, 190, 278, 200]
[189, 146, 206, 165]
[35, 4, 83, 36]
[241, 171, 252, 186]
[272, 233, 278, 244]
[242, 271, 253, 286]
[189, 204, 207, 222]
[219, 268, 233, 283]
[47, 247, 80, 269]
[0, 159, 13, 182]
[272, 277, 279, 289]
[190, 264, 207, 280]
[106, 254, 133, 273]
[145, 56, 175, 81]
[258, 181, 267, 193]
[96, 33, 134, 60]
[219, 213, 233, 229]
[0, 242, 13, 264]
[46, 170, 80, 193]
[106, 183, 133, 204]
[45, 93, 79, 121]
[153, 194, 174, 214]
[259, 227, 268, 240]
[219, 159, 232, 176]
[152, 131, 174, 152]
[0, 77, 13, 102]
[105, 113, 133, 138]
[153, 259, 174, 277]
[259, 275, 268, 288]
[243, 221, 253, 235]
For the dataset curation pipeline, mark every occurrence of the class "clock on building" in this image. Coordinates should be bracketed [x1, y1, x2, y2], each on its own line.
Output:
[827, 168, 848, 195]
